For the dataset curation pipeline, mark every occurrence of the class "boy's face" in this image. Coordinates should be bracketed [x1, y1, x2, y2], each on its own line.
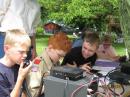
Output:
[103, 41, 111, 49]
[82, 41, 97, 59]
[49, 49, 66, 64]
[6, 43, 29, 65]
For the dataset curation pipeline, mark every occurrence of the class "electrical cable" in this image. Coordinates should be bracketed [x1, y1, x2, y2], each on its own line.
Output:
[104, 68, 120, 85]
[70, 82, 89, 97]
[99, 68, 125, 97]
[108, 81, 124, 96]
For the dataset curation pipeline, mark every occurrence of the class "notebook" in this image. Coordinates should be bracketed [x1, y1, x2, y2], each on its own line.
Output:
[92, 59, 120, 75]
[95, 59, 120, 67]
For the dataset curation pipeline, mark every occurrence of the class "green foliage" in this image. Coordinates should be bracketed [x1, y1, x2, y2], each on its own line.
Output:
[119, 0, 130, 53]
[113, 43, 126, 56]
[38, 0, 119, 31]
[36, 26, 43, 33]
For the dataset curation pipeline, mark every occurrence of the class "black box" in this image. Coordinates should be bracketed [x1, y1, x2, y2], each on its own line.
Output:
[121, 62, 130, 75]
[50, 66, 84, 81]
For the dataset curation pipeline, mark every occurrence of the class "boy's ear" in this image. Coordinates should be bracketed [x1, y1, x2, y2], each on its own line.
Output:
[4, 45, 10, 52]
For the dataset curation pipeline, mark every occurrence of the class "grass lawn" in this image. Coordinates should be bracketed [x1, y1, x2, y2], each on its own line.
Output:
[36, 34, 49, 55]
[113, 43, 126, 56]
[36, 34, 126, 56]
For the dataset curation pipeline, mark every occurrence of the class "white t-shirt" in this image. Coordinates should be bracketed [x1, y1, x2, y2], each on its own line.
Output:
[0, 0, 41, 36]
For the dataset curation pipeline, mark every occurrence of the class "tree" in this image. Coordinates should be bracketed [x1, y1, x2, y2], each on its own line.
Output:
[119, 0, 130, 56]
[38, 0, 119, 32]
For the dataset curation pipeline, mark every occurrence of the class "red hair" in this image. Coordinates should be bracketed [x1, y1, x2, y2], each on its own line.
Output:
[48, 32, 72, 52]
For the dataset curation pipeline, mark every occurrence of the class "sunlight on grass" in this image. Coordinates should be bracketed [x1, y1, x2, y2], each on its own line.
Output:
[36, 35, 48, 55]
[113, 43, 126, 56]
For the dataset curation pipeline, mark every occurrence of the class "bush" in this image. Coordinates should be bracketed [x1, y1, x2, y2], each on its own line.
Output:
[36, 26, 44, 36]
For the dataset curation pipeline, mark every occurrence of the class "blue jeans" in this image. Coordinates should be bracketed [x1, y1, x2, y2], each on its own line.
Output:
[0, 32, 5, 58]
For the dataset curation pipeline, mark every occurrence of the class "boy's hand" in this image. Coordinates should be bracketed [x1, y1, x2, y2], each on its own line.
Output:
[18, 61, 32, 80]
[80, 63, 92, 73]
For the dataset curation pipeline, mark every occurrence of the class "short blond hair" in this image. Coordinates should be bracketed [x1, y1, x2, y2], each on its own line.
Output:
[4, 29, 31, 48]
[48, 32, 72, 52]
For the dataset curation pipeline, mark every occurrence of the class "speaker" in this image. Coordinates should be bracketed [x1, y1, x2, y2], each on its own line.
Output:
[44, 76, 91, 97]
[121, 62, 130, 75]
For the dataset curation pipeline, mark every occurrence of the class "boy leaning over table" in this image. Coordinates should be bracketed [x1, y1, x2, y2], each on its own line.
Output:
[24, 32, 72, 97]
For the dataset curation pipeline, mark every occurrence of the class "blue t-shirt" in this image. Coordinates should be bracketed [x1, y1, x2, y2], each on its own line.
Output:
[0, 63, 20, 97]
[72, 38, 83, 48]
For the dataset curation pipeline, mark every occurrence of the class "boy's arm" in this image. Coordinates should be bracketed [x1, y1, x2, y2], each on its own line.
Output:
[10, 76, 24, 97]
[10, 63, 32, 97]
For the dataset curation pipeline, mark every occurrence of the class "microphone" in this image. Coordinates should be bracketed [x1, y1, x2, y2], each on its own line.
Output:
[23, 46, 33, 68]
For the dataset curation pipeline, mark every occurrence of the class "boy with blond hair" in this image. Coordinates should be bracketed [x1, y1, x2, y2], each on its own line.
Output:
[0, 29, 32, 97]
